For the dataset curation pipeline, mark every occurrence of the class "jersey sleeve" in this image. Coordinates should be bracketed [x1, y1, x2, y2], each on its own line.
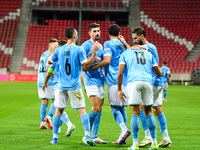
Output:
[79, 47, 87, 64]
[81, 42, 88, 55]
[167, 68, 170, 73]
[119, 53, 126, 65]
[152, 56, 158, 67]
[103, 41, 112, 57]
[49, 48, 59, 63]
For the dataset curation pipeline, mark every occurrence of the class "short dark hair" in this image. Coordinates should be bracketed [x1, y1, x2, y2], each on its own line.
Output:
[65, 28, 76, 39]
[59, 40, 67, 46]
[88, 23, 100, 32]
[109, 24, 120, 36]
[132, 27, 146, 37]
[163, 61, 167, 65]
[49, 38, 58, 43]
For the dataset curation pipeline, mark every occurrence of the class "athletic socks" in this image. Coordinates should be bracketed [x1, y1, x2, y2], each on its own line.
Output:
[112, 107, 127, 132]
[47, 102, 55, 118]
[91, 110, 102, 138]
[163, 90, 167, 99]
[131, 115, 139, 146]
[52, 115, 61, 138]
[40, 103, 47, 122]
[156, 113, 170, 141]
[119, 108, 127, 126]
[88, 110, 97, 131]
[146, 114, 157, 144]
[80, 113, 90, 133]
[139, 110, 151, 139]
[139, 110, 148, 131]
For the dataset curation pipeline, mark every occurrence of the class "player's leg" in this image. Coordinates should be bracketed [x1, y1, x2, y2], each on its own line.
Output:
[153, 86, 171, 147]
[144, 106, 158, 150]
[128, 105, 140, 150]
[40, 98, 49, 129]
[119, 85, 128, 126]
[119, 106, 127, 125]
[50, 107, 64, 144]
[142, 82, 158, 150]
[69, 89, 95, 146]
[163, 83, 168, 102]
[42, 86, 54, 129]
[138, 103, 151, 147]
[91, 86, 107, 143]
[60, 111, 76, 137]
[38, 86, 49, 129]
[109, 84, 130, 144]
[50, 89, 68, 144]
[44, 100, 55, 130]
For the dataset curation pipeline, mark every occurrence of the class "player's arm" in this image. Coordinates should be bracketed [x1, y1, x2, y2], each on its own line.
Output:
[81, 74, 84, 85]
[42, 67, 54, 91]
[167, 72, 171, 78]
[90, 56, 111, 70]
[117, 64, 127, 104]
[82, 41, 99, 68]
[153, 66, 162, 77]
[118, 35, 130, 49]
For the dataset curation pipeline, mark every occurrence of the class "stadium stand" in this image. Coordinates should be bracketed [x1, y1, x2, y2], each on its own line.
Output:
[140, 0, 200, 73]
[22, 20, 131, 71]
[22, 20, 78, 71]
[0, 0, 22, 68]
[32, 0, 128, 8]
[32, 0, 79, 7]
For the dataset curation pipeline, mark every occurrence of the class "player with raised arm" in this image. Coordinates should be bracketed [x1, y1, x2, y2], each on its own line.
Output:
[37, 38, 58, 129]
[118, 45, 162, 150]
[130, 27, 172, 148]
[43, 40, 76, 136]
[84, 24, 131, 144]
[47, 28, 99, 146]
[161, 61, 171, 102]
[81, 23, 107, 144]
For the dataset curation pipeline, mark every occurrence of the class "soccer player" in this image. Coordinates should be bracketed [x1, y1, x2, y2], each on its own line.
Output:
[43, 40, 76, 136]
[81, 23, 107, 144]
[130, 27, 172, 148]
[47, 28, 99, 146]
[37, 38, 58, 129]
[84, 24, 131, 144]
[161, 61, 171, 102]
[117, 46, 162, 150]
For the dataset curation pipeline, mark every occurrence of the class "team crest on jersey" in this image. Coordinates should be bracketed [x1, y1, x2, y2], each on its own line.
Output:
[83, 51, 86, 56]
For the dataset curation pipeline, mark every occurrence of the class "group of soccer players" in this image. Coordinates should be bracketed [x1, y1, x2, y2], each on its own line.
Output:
[37, 23, 172, 150]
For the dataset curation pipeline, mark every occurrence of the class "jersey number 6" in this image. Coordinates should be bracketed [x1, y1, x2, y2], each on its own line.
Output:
[65, 58, 71, 75]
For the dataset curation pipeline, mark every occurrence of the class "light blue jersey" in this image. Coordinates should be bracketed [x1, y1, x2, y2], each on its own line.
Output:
[103, 39, 127, 85]
[119, 48, 157, 84]
[81, 40, 104, 86]
[50, 44, 87, 90]
[37, 50, 54, 86]
[49, 61, 59, 91]
[144, 42, 163, 86]
[161, 66, 170, 83]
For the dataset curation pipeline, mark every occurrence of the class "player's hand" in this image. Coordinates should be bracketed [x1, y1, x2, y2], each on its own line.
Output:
[82, 65, 93, 72]
[118, 91, 127, 104]
[93, 57, 101, 63]
[92, 41, 100, 52]
[42, 84, 47, 91]
[118, 35, 126, 43]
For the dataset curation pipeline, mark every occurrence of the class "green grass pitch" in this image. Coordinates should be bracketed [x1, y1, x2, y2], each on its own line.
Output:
[0, 81, 200, 150]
